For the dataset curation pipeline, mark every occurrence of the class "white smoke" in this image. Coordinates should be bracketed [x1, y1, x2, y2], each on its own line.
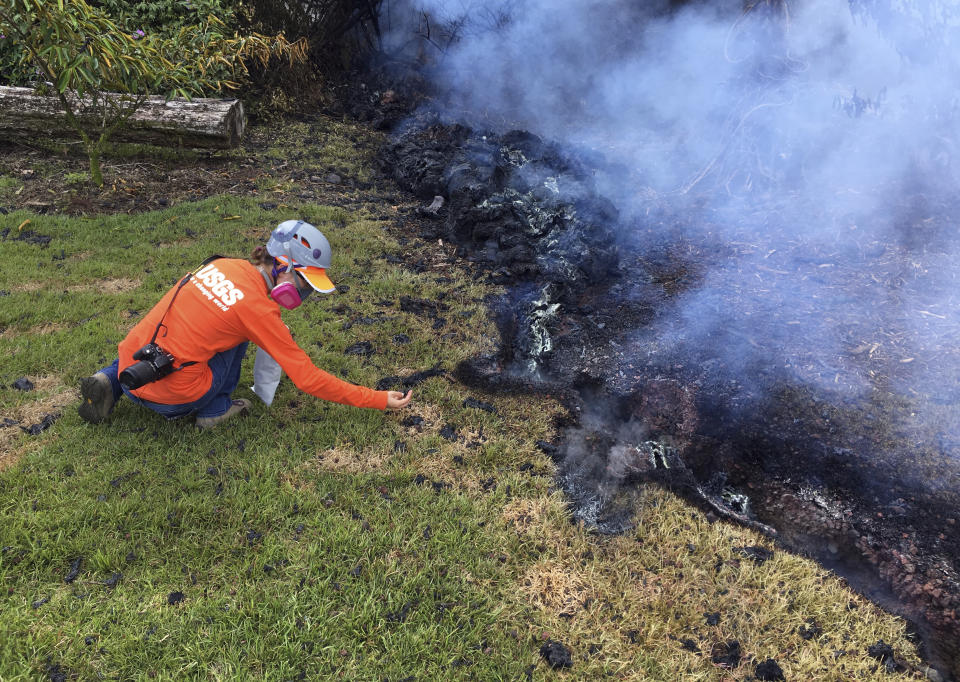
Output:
[387, 0, 960, 405]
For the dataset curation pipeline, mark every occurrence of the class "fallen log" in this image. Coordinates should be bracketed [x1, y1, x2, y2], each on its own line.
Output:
[0, 85, 246, 149]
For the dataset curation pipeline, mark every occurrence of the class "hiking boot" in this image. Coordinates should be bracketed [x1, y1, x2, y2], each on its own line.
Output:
[196, 399, 250, 430]
[78, 372, 115, 424]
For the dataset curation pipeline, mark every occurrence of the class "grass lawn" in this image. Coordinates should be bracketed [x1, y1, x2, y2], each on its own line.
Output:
[0, 121, 930, 680]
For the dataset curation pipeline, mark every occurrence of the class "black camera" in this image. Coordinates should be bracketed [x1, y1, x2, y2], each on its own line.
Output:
[119, 343, 176, 390]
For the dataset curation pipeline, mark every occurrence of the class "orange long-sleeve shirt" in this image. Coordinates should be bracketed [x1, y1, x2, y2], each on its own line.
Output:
[118, 258, 387, 410]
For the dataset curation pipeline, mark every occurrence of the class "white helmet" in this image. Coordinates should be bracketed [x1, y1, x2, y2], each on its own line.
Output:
[267, 220, 332, 269]
[266, 220, 335, 293]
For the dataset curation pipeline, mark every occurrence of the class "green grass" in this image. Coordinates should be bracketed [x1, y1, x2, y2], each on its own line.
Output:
[0, 197, 558, 680]
[0, 139, 932, 680]
[253, 119, 382, 183]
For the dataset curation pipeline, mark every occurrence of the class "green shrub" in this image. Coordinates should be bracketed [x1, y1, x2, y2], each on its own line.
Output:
[0, 0, 307, 186]
[0, 27, 30, 85]
[89, 0, 238, 35]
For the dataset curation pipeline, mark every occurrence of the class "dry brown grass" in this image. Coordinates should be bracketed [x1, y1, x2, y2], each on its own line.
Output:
[0, 322, 68, 340]
[521, 560, 592, 617]
[281, 444, 392, 490]
[492, 485, 926, 681]
[65, 277, 140, 294]
[0, 376, 76, 472]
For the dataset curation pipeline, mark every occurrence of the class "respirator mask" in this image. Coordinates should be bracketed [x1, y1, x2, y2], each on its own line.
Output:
[270, 262, 313, 310]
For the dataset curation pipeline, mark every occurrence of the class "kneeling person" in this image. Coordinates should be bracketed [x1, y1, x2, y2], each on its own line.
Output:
[78, 220, 412, 428]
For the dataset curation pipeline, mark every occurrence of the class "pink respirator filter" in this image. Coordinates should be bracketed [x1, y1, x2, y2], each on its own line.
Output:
[271, 281, 301, 309]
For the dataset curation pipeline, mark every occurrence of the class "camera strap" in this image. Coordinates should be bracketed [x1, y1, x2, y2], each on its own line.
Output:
[148, 255, 225, 368]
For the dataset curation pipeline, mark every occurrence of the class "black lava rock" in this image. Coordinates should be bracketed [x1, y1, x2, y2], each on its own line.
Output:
[46, 663, 68, 682]
[868, 640, 895, 662]
[12, 377, 34, 391]
[399, 295, 446, 317]
[439, 424, 458, 441]
[386, 601, 415, 622]
[539, 639, 573, 669]
[401, 366, 446, 386]
[64, 557, 82, 583]
[535, 440, 560, 460]
[798, 618, 822, 640]
[21, 413, 59, 436]
[167, 591, 185, 605]
[376, 376, 402, 390]
[755, 659, 786, 680]
[344, 341, 374, 356]
[463, 397, 497, 413]
[711, 640, 741, 668]
[704, 611, 720, 626]
[734, 546, 774, 564]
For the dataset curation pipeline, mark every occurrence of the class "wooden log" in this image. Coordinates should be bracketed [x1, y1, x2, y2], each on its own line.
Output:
[0, 85, 246, 149]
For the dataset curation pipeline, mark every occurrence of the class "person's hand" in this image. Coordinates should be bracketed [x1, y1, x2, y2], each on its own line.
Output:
[386, 390, 413, 410]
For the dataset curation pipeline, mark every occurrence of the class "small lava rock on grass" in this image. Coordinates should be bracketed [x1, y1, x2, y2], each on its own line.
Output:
[798, 618, 822, 640]
[539, 640, 573, 669]
[12, 377, 34, 391]
[343, 341, 374, 356]
[755, 659, 786, 681]
[377, 366, 446, 391]
[403, 366, 446, 386]
[463, 397, 497, 413]
[45, 663, 68, 682]
[439, 424, 458, 441]
[734, 545, 774, 564]
[64, 557, 82, 583]
[867, 639, 903, 671]
[21, 413, 59, 436]
[711, 640, 741, 668]
[167, 591, 185, 606]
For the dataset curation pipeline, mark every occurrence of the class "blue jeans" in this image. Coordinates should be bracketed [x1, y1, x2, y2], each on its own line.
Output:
[100, 342, 249, 419]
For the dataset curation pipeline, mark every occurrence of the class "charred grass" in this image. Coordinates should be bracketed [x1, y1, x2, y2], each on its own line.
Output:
[0, 120, 930, 680]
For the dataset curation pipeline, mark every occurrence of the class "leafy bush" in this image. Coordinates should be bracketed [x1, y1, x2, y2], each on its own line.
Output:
[0, 0, 307, 186]
[89, 0, 238, 35]
[1, 0, 241, 87]
[0, 26, 30, 85]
